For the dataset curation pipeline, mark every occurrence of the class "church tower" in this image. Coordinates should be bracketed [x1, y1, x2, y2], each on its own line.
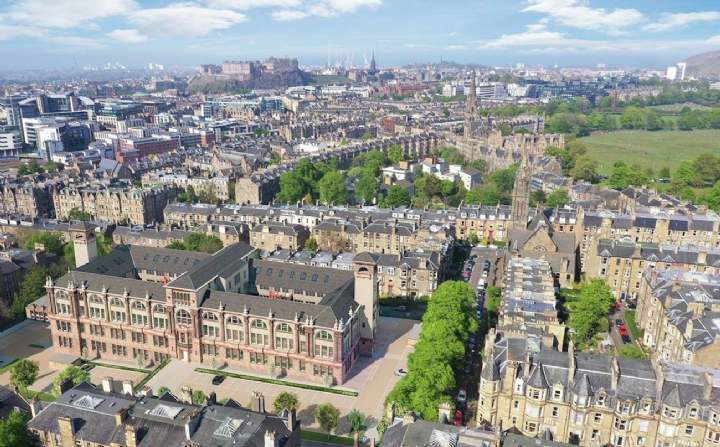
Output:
[511, 150, 532, 230]
[464, 70, 477, 140]
[369, 51, 377, 74]
[69, 221, 98, 268]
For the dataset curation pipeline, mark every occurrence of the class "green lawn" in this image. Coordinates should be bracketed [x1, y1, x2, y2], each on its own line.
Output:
[624, 310, 644, 340]
[579, 129, 720, 175]
[301, 430, 354, 446]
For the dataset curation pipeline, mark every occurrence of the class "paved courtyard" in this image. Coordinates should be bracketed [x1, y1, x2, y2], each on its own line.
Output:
[145, 316, 418, 432]
[0, 320, 60, 394]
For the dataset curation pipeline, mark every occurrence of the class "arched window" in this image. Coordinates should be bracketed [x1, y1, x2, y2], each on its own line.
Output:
[131, 301, 146, 310]
[152, 304, 165, 313]
[202, 312, 219, 321]
[315, 330, 332, 341]
[275, 323, 292, 333]
[109, 297, 124, 307]
[89, 295, 104, 304]
[176, 309, 192, 325]
[251, 319, 267, 329]
[226, 315, 242, 325]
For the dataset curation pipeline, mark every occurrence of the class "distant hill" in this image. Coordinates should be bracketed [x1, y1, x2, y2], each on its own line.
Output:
[188, 69, 312, 94]
[683, 50, 720, 79]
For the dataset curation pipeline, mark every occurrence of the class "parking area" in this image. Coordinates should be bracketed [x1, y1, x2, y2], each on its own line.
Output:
[144, 316, 417, 431]
[467, 246, 505, 293]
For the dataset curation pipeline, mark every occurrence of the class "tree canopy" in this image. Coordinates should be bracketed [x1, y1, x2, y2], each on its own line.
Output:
[315, 403, 340, 435]
[386, 281, 477, 420]
[273, 392, 299, 413]
[167, 234, 223, 253]
[565, 280, 615, 346]
[9, 359, 39, 391]
[0, 410, 30, 447]
[318, 170, 347, 205]
[53, 365, 90, 396]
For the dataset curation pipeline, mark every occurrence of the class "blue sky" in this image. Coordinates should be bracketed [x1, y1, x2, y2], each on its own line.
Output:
[0, 0, 719, 69]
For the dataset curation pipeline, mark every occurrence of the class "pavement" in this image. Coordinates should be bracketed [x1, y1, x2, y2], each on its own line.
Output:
[0, 320, 61, 395]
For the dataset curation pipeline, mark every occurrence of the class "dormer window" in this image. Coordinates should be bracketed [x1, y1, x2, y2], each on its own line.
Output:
[553, 386, 563, 400]
[689, 406, 699, 419]
[641, 400, 652, 414]
[663, 406, 679, 418]
[596, 394, 606, 407]
[528, 387, 542, 400]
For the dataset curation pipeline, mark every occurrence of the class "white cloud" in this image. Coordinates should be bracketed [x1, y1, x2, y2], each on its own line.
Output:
[129, 3, 247, 37]
[272, 9, 309, 20]
[107, 28, 148, 43]
[0, 22, 43, 40]
[5, 0, 138, 28]
[644, 11, 720, 32]
[523, 0, 644, 34]
[445, 44, 466, 51]
[708, 35, 720, 45]
[207, 0, 302, 9]
[52, 35, 107, 49]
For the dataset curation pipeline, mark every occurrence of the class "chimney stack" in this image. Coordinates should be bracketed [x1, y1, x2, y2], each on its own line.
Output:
[181, 386, 193, 404]
[122, 380, 134, 396]
[285, 408, 297, 431]
[265, 430, 280, 447]
[125, 424, 138, 447]
[101, 377, 114, 393]
[29, 397, 41, 418]
[251, 392, 266, 413]
[115, 408, 128, 427]
[704, 370, 714, 401]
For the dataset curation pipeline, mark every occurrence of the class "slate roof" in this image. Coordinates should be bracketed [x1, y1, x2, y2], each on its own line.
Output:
[129, 245, 209, 276]
[254, 260, 353, 297]
[168, 242, 254, 290]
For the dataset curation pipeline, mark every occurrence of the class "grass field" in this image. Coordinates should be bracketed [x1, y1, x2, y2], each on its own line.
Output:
[579, 129, 720, 175]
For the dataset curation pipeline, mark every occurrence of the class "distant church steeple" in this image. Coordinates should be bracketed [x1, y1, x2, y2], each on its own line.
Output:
[369, 51, 377, 73]
[464, 70, 477, 140]
[511, 150, 532, 230]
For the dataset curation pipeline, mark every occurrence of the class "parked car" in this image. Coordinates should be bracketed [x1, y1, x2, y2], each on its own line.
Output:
[395, 368, 408, 376]
[453, 410, 464, 426]
[618, 325, 629, 337]
[622, 335, 632, 343]
[212, 375, 225, 385]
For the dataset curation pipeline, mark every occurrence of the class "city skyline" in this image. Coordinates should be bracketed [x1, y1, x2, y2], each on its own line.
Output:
[0, 0, 719, 69]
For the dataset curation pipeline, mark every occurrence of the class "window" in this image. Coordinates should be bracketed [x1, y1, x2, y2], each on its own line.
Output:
[593, 413, 602, 424]
[153, 304, 165, 313]
[614, 418, 628, 430]
[225, 348, 242, 360]
[226, 315, 242, 325]
[275, 323, 292, 333]
[686, 425, 694, 436]
[176, 310, 192, 325]
[225, 327, 243, 342]
[202, 312, 218, 321]
[553, 388, 562, 400]
[110, 297, 124, 307]
[153, 316, 167, 329]
[173, 291, 191, 306]
[251, 319, 267, 329]
[131, 301, 146, 311]
[552, 406, 559, 417]
[275, 336, 293, 350]
[524, 421, 537, 433]
[202, 324, 220, 338]
[663, 406, 678, 418]
[314, 344, 333, 358]
[315, 330, 332, 341]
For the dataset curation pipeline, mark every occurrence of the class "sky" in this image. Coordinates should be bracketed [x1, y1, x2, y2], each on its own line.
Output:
[0, 0, 719, 70]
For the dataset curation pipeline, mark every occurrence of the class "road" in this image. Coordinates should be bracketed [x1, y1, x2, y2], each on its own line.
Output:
[609, 307, 636, 349]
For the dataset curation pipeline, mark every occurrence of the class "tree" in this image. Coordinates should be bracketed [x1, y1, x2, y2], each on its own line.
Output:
[382, 185, 411, 208]
[273, 391, 299, 413]
[347, 409, 367, 447]
[388, 145, 406, 164]
[643, 109, 662, 131]
[277, 171, 310, 204]
[702, 181, 720, 211]
[158, 386, 170, 395]
[179, 185, 199, 203]
[315, 403, 340, 436]
[167, 240, 185, 250]
[355, 171, 379, 204]
[318, 170, 348, 205]
[9, 359, 39, 392]
[566, 280, 615, 345]
[22, 231, 64, 257]
[529, 189, 546, 207]
[304, 238, 319, 252]
[0, 410, 30, 447]
[658, 167, 671, 180]
[12, 266, 52, 318]
[546, 190, 570, 208]
[386, 281, 477, 420]
[192, 390, 206, 405]
[619, 106, 645, 129]
[68, 208, 92, 221]
[465, 184, 504, 206]
[53, 365, 90, 396]
[569, 156, 599, 183]
[467, 232, 480, 245]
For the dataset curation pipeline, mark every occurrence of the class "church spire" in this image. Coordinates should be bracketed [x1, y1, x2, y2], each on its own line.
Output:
[464, 70, 477, 140]
[511, 150, 532, 230]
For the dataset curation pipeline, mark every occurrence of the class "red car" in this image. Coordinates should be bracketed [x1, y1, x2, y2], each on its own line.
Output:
[618, 325, 629, 337]
[453, 410, 464, 426]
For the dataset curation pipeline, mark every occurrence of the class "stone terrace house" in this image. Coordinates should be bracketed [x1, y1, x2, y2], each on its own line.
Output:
[27, 381, 301, 447]
[636, 269, 720, 369]
[586, 239, 720, 300]
[249, 222, 309, 252]
[477, 338, 720, 447]
[38, 242, 379, 385]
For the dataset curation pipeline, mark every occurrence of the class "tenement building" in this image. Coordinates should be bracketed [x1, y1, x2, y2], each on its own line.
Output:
[477, 339, 720, 447]
[586, 239, 720, 300]
[496, 257, 565, 350]
[54, 182, 178, 225]
[27, 380, 301, 447]
[636, 269, 720, 368]
[40, 242, 379, 385]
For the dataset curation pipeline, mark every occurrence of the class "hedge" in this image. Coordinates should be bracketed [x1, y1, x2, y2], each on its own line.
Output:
[195, 368, 358, 397]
